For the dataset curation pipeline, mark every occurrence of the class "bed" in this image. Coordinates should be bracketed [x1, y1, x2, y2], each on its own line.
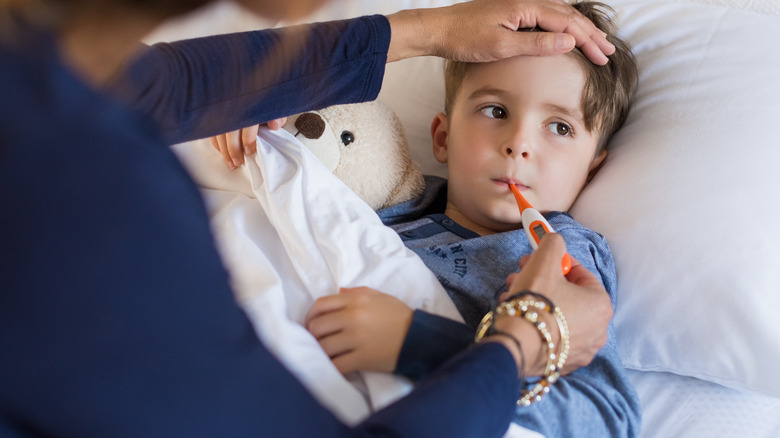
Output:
[147, 0, 780, 436]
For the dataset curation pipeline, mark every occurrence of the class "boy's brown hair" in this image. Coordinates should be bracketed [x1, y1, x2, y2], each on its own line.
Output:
[443, 1, 638, 155]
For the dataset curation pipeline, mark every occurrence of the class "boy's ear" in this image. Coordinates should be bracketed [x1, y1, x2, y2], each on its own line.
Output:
[430, 112, 449, 164]
[587, 150, 608, 183]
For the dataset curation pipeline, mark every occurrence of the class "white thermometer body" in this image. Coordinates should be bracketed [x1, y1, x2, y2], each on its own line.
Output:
[510, 184, 572, 275]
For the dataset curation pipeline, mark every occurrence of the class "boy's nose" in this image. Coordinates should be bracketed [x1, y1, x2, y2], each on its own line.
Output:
[503, 122, 532, 158]
[504, 146, 529, 158]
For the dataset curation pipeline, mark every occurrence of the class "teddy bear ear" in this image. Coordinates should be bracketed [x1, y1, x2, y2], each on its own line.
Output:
[295, 113, 327, 140]
[283, 111, 341, 172]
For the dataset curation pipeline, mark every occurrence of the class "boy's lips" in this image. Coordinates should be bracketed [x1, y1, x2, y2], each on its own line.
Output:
[493, 177, 528, 190]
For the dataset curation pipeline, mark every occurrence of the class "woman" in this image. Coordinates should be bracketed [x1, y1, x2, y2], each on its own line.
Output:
[0, 0, 615, 436]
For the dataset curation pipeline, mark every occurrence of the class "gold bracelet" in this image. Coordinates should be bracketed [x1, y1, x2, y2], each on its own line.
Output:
[475, 296, 569, 406]
[497, 300, 558, 406]
[552, 305, 570, 376]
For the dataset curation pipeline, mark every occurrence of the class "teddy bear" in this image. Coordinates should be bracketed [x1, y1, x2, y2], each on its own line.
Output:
[282, 100, 425, 211]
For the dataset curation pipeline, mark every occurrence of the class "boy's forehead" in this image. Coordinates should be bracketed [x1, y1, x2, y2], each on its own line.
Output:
[456, 54, 586, 112]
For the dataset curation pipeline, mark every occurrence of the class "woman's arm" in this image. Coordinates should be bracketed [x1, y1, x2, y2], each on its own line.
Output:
[111, 16, 391, 144]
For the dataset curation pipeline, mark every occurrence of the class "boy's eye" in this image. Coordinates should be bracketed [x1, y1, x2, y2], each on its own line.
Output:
[548, 122, 572, 137]
[480, 106, 507, 119]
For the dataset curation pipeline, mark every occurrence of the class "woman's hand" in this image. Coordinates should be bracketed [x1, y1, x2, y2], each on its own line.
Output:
[501, 234, 613, 375]
[304, 287, 414, 374]
[387, 0, 615, 65]
[208, 118, 286, 169]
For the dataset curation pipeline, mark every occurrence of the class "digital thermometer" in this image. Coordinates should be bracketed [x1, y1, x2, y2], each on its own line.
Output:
[509, 184, 572, 275]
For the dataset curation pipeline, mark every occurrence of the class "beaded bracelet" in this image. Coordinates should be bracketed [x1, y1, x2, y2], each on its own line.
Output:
[496, 293, 569, 373]
[502, 290, 556, 310]
[501, 300, 559, 406]
[518, 303, 559, 406]
[475, 293, 570, 406]
[551, 306, 570, 377]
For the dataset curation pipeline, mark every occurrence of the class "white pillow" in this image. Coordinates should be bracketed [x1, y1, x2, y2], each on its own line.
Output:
[570, 0, 780, 396]
[376, 0, 780, 396]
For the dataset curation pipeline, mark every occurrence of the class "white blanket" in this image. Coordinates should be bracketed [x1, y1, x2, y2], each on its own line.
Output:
[173, 128, 462, 422]
[172, 129, 540, 437]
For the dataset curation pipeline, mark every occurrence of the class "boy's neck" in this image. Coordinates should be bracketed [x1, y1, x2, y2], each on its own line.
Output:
[444, 203, 518, 237]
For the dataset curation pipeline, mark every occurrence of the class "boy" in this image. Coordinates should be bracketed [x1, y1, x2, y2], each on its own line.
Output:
[307, 2, 641, 436]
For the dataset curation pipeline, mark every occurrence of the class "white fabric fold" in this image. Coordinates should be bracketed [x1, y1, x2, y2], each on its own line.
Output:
[173, 129, 462, 424]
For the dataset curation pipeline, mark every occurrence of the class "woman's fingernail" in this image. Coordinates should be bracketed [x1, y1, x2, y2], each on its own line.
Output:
[556, 34, 575, 51]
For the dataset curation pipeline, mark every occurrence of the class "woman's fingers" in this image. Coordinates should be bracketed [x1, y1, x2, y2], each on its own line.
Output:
[208, 120, 279, 169]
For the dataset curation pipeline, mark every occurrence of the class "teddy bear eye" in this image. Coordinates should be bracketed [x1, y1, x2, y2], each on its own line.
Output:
[340, 131, 355, 146]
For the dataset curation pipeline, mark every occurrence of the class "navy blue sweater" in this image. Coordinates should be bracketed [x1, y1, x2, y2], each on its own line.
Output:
[0, 17, 519, 437]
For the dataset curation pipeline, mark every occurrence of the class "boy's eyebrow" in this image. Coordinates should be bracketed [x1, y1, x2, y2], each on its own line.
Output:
[542, 103, 584, 123]
[466, 87, 509, 101]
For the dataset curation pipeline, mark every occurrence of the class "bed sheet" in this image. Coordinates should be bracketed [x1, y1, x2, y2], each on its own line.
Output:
[628, 370, 780, 438]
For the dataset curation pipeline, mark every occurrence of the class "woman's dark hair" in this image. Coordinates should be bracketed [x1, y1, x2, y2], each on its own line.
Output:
[1, 0, 213, 34]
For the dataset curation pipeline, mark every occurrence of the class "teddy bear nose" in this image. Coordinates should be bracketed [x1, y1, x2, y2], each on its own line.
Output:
[294, 112, 326, 139]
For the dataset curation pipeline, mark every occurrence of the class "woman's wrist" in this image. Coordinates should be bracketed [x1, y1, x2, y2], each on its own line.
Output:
[490, 314, 544, 376]
[480, 334, 523, 375]
[385, 8, 440, 62]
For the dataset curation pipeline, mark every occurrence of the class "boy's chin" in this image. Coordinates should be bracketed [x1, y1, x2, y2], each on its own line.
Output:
[488, 218, 523, 234]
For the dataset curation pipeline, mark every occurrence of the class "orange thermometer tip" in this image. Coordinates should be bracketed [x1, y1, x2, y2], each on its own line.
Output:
[509, 184, 533, 213]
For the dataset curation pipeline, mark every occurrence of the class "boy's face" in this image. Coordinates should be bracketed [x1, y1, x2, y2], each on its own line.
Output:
[432, 54, 606, 234]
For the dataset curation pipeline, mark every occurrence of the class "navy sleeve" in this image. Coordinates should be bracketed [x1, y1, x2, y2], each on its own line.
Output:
[362, 343, 520, 438]
[395, 310, 474, 381]
[111, 15, 390, 144]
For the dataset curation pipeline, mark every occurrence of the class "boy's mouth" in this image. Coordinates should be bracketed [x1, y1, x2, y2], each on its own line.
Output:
[493, 177, 528, 190]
